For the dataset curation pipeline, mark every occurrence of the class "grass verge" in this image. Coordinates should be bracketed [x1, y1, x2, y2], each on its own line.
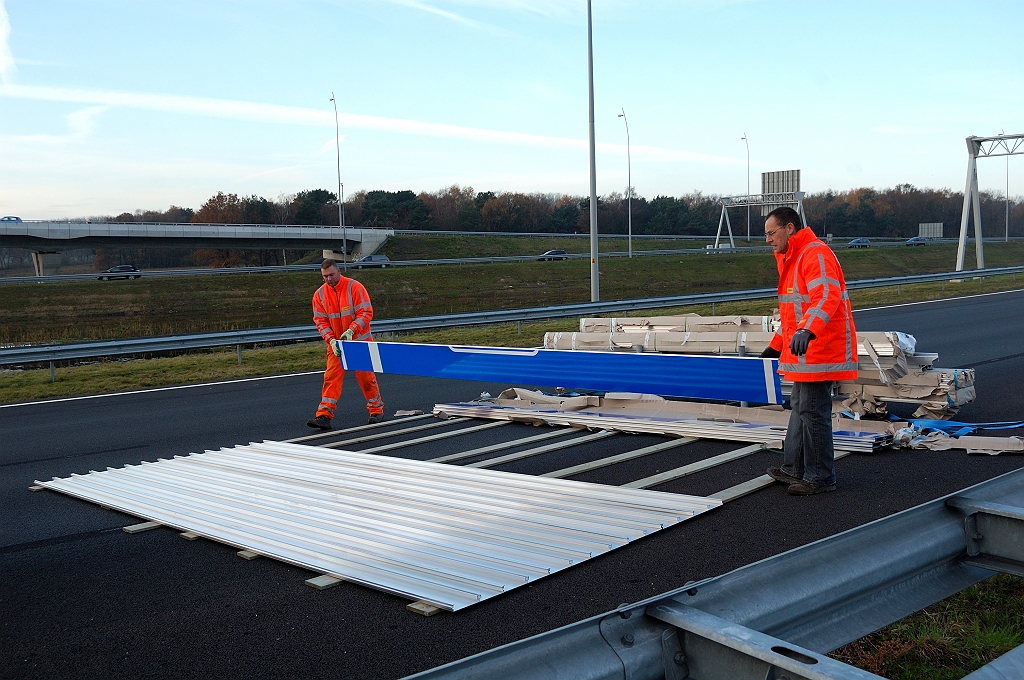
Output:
[3, 274, 1022, 405]
[831, 573, 1024, 679]
[3, 241, 1021, 345]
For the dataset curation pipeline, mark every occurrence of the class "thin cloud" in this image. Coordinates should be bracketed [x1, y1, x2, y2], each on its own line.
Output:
[0, 0, 15, 83]
[0, 82, 741, 166]
[384, 0, 503, 32]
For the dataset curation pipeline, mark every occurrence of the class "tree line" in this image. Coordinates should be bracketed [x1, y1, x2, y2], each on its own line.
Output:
[3, 183, 1017, 273]
[107, 184, 1022, 240]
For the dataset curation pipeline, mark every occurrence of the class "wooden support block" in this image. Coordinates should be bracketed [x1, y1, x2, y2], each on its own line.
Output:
[305, 574, 346, 590]
[122, 521, 161, 534]
[28, 485, 44, 492]
[180, 531, 201, 541]
[237, 549, 260, 560]
[407, 600, 443, 617]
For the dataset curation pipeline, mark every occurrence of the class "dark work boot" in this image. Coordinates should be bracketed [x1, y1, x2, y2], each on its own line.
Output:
[307, 415, 332, 430]
[367, 413, 385, 425]
[766, 467, 802, 485]
[787, 480, 837, 496]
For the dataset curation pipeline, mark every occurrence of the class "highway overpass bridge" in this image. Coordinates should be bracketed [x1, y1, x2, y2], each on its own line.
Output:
[0, 221, 392, 275]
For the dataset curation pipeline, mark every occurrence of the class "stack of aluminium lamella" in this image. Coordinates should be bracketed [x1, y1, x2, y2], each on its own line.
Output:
[37, 441, 720, 612]
[434, 388, 896, 453]
[548, 315, 976, 420]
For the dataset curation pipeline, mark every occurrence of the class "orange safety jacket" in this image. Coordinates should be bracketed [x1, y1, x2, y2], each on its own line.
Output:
[312, 275, 374, 344]
[768, 227, 858, 382]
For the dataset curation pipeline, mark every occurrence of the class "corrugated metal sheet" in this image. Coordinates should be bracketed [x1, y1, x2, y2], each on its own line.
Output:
[38, 441, 720, 611]
[433, 402, 892, 453]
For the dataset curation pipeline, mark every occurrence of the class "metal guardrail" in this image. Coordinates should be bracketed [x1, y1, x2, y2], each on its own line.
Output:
[409, 466, 1024, 679]
[2, 265, 1022, 366]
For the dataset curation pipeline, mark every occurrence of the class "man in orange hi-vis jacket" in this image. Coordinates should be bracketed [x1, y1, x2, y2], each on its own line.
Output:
[307, 259, 385, 429]
[759, 207, 858, 496]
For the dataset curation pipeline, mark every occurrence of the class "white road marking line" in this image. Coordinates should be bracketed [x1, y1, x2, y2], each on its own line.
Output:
[0, 371, 325, 409]
[854, 287, 1024, 313]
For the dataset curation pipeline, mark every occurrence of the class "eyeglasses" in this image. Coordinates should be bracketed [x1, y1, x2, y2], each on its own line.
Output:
[764, 227, 783, 240]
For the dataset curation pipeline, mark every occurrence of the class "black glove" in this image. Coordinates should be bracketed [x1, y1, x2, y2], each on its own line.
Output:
[759, 346, 782, 359]
[789, 329, 814, 357]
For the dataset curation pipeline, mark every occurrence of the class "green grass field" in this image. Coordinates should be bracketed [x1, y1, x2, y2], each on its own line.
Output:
[1, 240, 1019, 345]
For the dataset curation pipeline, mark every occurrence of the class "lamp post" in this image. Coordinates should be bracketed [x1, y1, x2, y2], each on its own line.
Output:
[741, 133, 750, 241]
[585, 0, 598, 301]
[586, 0, 599, 301]
[329, 92, 347, 272]
[618, 108, 632, 258]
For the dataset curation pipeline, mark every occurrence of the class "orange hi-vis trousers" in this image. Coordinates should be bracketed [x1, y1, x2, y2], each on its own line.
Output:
[316, 349, 384, 420]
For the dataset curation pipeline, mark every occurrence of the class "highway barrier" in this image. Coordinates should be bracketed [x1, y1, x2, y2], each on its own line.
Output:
[1, 265, 1022, 367]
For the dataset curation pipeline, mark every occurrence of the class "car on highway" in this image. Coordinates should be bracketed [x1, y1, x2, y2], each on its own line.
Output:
[905, 236, 927, 246]
[1, 215, 23, 222]
[97, 264, 141, 280]
[538, 249, 568, 261]
[354, 254, 390, 269]
[848, 238, 871, 248]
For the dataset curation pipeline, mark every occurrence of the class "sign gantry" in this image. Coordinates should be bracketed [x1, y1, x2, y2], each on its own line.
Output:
[957, 133, 1023, 271]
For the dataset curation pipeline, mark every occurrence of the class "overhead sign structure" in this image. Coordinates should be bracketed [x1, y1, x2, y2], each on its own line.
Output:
[957, 133, 1023, 271]
[715, 170, 806, 248]
[339, 341, 784, 405]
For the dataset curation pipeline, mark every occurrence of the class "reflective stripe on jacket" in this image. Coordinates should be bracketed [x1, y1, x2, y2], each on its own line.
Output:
[768, 227, 858, 382]
[312, 276, 374, 343]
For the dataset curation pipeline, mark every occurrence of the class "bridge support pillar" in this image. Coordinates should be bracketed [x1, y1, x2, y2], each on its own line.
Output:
[31, 252, 62, 277]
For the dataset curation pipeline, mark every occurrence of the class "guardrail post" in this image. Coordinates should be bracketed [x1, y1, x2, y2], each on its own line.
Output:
[518, 321, 522, 336]
[49, 361, 55, 382]
[236, 344, 242, 365]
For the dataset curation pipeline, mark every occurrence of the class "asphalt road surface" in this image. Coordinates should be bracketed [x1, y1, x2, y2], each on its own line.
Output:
[3, 290, 1024, 679]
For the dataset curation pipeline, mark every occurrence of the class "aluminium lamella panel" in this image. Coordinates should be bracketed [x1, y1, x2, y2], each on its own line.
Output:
[38, 441, 720, 611]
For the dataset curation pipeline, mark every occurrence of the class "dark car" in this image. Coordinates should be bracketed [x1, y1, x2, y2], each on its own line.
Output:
[1, 215, 23, 222]
[98, 265, 141, 280]
[355, 254, 390, 269]
[905, 236, 927, 246]
[848, 238, 871, 248]
[538, 249, 568, 261]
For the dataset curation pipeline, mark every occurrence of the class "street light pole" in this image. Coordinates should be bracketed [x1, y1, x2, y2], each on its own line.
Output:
[741, 133, 750, 241]
[330, 92, 347, 272]
[618, 109, 632, 258]
[587, 0, 599, 301]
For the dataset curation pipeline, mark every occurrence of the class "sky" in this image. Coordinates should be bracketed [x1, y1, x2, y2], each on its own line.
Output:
[0, 0, 1021, 219]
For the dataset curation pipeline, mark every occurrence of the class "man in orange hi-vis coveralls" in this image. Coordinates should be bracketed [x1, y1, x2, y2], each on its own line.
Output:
[307, 259, 385, 429]
[759, 207, 858, 496]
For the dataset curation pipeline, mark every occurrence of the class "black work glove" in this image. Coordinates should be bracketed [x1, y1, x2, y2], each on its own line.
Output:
[759, 346, 782, 359]
[789, 329, 814, 357]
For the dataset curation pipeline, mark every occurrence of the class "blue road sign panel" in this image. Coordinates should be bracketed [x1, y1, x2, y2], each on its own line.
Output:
[340, 341, 783, 404]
